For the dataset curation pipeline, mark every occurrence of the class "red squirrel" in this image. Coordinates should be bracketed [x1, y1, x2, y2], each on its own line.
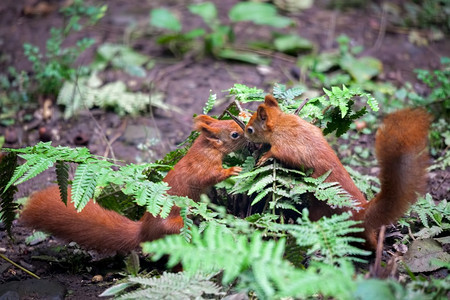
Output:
[20, 115, 245, 253]
[245, 95, 430, 248]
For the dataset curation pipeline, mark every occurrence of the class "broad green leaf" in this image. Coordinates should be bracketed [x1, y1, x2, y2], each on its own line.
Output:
[340, 55, 383, 83]
[354, 279, 403, 300]
[218, 49, 271, 65]
[188, 2, 217, 25]
[315, 52, 340, 72]
[99, 282, 135, 297]
[229, 2, 292, 28]
[25, 231, 49, 246]
[274, 34, 314, 53]
[150, 8, 182, 32]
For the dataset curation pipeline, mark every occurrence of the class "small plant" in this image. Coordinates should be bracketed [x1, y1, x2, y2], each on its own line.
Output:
[384, 0, 450, 32]
[394, 57, 450, 168]
[23, 0, 106, 97]
[56, 73, 175, 119]
[0, 68, 31, 126]
[149, 2, 313, 64]
[399, 193, 450, 239]
[100, 271, 224, 299]
[297, 35, 394, 104]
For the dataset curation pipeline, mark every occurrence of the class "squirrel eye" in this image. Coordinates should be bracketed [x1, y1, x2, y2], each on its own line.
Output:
[230, 132, 240, 139]
[247, 127, 254, 135]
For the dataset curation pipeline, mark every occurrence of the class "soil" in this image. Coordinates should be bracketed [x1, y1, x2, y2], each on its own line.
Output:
[0, 0, 449, 299]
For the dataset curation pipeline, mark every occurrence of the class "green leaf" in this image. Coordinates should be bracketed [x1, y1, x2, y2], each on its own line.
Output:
[150, 8, 182, 32]
[227, 84, 264, 102]
[55, 161, 69, 205]
[354, 279, 403, 300]
[72, 163, 98, 211]
[25, 231, 49, 246]
[218, 49, 271, 65]
[99, 282, 135, 297]
[188, 2, 217, 25]
[274, 34, 314, 54]
[340, 55, 383, 83]
[203, 92, 216, 114]
[0, 152, 18, 237]
[229, 2, 292, 28]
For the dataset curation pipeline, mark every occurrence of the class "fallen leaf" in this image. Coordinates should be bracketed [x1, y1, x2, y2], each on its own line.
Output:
[402, 238, 450, 273]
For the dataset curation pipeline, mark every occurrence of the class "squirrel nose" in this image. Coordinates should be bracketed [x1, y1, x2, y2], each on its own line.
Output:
[246, 127, 254, 135]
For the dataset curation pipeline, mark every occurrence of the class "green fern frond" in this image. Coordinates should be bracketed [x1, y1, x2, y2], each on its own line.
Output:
[323, 103, 367, 137]
[0, 152, 18, 237]
[72, 163, 99, 211]
[227, 83, 264, 102]
[203, 91, 216, 114]
[405, 194, 450, 229]
[279, 210, 370, 264]
[233, 163, 274, 179]
[179, 206, 193, 242]
[55, 161, 70, 205]
[141, 181, 172, 217]
[273, 83, 303, 106]
[107, 272, 223, 300]
[248, 175, 275, 196]
[142, 223, 288, 284]
[252, 189, 270, 205]
[345, 165, 380, 200]
[2, 142, 96, 190]
[241, 155, 256, 173]
[17, 157, 55, 187]
[3, 155, 36, 191]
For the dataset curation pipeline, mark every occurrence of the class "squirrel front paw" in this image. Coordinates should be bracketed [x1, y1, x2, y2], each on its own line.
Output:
[228, 166, 243, 176]
[256, 152, 272, 166]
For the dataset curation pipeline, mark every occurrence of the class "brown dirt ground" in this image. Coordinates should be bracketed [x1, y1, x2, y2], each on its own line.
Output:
[0, 0, 449, 299]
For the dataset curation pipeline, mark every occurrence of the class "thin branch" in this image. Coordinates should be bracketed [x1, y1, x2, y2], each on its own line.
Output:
[0, 254, 40, 279]
[294, 98, 310, 115]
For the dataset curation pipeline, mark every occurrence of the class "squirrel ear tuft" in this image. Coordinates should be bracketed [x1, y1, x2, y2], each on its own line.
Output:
[264, 95, 279, 107]
[194, 115, 217, 126]
[195, 121, 221, 137]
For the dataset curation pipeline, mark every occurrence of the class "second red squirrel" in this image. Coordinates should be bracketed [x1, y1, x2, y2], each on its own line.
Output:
[20, 115, 245, 253]
[245, 95, 430, 248]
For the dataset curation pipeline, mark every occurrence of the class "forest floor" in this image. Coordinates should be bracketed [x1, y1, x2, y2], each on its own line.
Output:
[0, 0, 449, 299]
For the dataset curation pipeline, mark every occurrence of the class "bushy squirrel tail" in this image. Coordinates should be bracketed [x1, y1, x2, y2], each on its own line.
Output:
[21, 186, 142, 253]
[361, 108, 431, 247]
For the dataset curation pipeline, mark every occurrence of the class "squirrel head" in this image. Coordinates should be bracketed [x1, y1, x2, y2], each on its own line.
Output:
[245, 94, 281, 143]
[194, 115, 246, 154]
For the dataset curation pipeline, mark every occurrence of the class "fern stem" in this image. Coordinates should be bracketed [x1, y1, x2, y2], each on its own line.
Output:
[272, 159, 277, 215]
[0, 254, 40, 279]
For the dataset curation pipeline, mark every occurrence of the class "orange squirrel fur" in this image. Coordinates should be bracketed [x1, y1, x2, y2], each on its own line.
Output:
[245, 95, 430, 248]
[20, 115, 245, 253]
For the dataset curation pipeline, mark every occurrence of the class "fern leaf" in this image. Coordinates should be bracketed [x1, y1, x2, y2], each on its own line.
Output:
[0, 153, 18, 237]
[233, 163, 274, 179]
[273, 83, 303, 106]
[72, 163, 98, 211]
[251, 189, 270, 205]
[115, 272, 223, 300]
[227, 83, 264, 102]
[3, 155, 34, 191]
[279, 211, 370, 263]
[248, 175, 274, 195]
[180, 206, 193, 242]
[241, 155, 256, 173]
[203, 91, 216, 114]
[142, 181, 171, 217]
[55, 161, 70, 205]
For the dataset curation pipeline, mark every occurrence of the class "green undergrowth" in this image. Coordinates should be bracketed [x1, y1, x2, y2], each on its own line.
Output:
[1, 82, 449, 299]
